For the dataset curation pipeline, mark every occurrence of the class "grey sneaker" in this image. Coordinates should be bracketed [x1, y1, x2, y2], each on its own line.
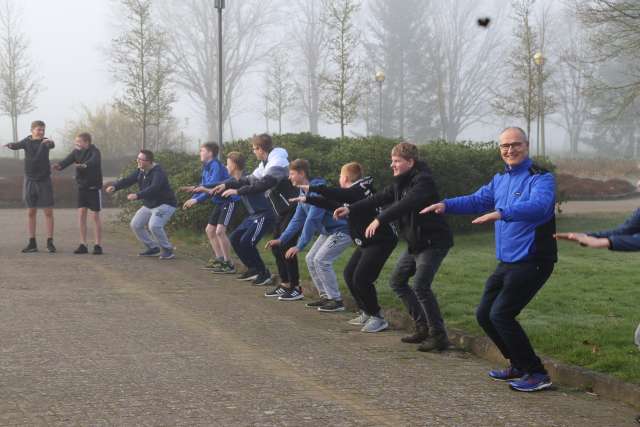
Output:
[361, 316, 389, 333]
[159, 249, 176, 260]
[348, 312, 370, 325]
[318, 299, 345, 312]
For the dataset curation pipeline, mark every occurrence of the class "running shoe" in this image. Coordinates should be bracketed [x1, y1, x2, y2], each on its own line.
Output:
[139, 247, 161, 257]
[305, 297, 329, 308]
[74, 244, 89, 254]
[264, 286, 287, 298]
[318, 299, 345, 312]
[348, 312, 370, 325]
[92, 245, 103, 255]
[252, 271, 273, 286]
[278, 287, 304, 301]
[489, 366, 524, 382]
[361, 316, 389, 333]
[509, 373, 552, 392]
[237, 269, 259, 281]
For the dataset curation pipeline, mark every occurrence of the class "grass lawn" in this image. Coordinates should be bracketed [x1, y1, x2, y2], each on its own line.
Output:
[170, 212, 640, 384]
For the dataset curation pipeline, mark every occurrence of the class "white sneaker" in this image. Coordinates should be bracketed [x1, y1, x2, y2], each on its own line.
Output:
[348, 312, 370, 325]
[361, 316, 389, 333]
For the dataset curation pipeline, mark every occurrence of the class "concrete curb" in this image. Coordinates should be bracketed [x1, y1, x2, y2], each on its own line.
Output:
[447, 328, 640, 411]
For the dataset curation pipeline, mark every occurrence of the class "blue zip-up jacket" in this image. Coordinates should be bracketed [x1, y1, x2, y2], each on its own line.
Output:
[191, 159, 238, 204]
[588, 209, 640, 251]
[444, 158, 557, 263]
[114, 164, 177, 208]
[279, 178, 350, 251]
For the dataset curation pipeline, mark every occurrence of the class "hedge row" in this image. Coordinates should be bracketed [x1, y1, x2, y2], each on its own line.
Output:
[113, 133, 555, 233]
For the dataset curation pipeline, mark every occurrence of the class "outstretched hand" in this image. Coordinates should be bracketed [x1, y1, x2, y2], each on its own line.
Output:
[222, 189, 238, 198]
[420, 202, 445, 215]
[333, 206, 349, 220]
[554, 232, 610, 249]
[364, 219, 380, 239]
[285, 247, 300, 259]
[471, 211, 501, 225]
[289, 196, 306, 204]
[211, 183, 226, 195]
[105, 186, 116, 194]
[265, 239, 281, 249]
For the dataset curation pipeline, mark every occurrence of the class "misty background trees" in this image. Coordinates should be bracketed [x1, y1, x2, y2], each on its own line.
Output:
[0, 0, 638, 159]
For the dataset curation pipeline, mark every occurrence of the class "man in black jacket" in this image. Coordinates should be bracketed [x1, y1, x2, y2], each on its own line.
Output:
[4, 120, 57, 253]
[53, 132, 104, 254]
[106, 149, 177, 259]
[336, 143, 453, 351]
[296, 162, 398, 332]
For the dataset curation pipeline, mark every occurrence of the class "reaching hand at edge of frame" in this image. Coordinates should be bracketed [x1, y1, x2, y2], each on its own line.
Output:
[333, 206, 349, 220]
[554, 232, 610, 249]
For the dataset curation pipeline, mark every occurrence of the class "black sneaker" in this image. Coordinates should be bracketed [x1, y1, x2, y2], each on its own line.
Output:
[264, 286, 286, 298]
[278, 287, 304, 301]
[252, 271, 273, 286]
[401, 325, 430, 343]
[139, 247, 161, 257]
[46, 239, 57, 253]
[74, 244, 89, 254]
[21, 241, 38, 253]
[212, 261, 236, 274]
[237, 269, 259, 281]
[305, 297, 329, 308]
[318, 299, 345, 312]
[92, 245, 103, 255]
[417, 333, 449, 352]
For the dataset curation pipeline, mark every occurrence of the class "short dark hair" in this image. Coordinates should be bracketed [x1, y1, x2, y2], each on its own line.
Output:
[31, 120, 46, 129]
[139, 149, 154, 162]
[226, 151, 246, 170]
[391, 142, 419, 161]
[290, 158, 310, 177]
[202, 142, 219, 157]
[77, 132, 92, 144]
[252, 133, 273, 152]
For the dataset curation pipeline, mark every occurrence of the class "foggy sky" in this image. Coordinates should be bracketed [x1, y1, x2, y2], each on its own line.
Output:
[1, 0, 569, 156]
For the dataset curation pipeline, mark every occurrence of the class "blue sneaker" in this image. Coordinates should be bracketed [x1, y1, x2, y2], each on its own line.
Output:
[139, 247, 161, 257]
[489, 366, 524, 382]
[509, 373, 552, 392]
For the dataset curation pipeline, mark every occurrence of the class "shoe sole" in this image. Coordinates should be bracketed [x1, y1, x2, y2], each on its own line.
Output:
[490, 376, 523, 382]
[211, 270, 236, 274]
[139, 253, 161, 257]
[252, 279, 273, 286]
[21, 250, 38, 253]
[264, 293, 283, 298]
[278, 295, 304, 301]
[74, 252, 88, 254]
[159, 256, 176, 260]
[509, 382, 553, 392]
[237, 274, 259, 281]
[361, 323, 389, 333]
[317, 307, 346, 312]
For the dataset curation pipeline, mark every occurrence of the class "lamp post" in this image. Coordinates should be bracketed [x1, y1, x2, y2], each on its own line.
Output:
[215, 0, 225, 148]
[375, 71, 385, 136]
[533, 51, 545, 157]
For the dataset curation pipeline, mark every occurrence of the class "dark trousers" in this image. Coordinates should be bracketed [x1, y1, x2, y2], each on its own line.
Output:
[476, 261, 554, 374]
[344, 240, 397, 316]
[229, 213, 273, 275]
[389, 247, 449, 335]
[271, 208, 300, 287]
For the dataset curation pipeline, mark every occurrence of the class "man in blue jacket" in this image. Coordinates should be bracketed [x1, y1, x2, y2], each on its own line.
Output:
[182, 142, 238, 273]
[422, 127, 557, 392]
[106, 149, 177, 259]
[266, 159, 351, 310]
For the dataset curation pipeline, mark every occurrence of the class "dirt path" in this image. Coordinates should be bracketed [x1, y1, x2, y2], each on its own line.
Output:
[0, 208, 637, 426]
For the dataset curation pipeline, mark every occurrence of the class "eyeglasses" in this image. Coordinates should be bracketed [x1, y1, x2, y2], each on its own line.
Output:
[499, 142, 526, 152]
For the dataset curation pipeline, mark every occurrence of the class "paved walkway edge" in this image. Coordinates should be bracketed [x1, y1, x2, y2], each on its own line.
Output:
[447, 328, 640, 411]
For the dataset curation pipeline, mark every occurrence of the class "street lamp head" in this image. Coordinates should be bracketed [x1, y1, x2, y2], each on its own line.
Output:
[533, 52, 545, 66]
[375, 71, 385, 83]
[214, 0, 226, 9]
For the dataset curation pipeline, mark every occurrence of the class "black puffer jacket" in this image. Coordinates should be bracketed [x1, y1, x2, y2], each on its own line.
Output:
[350, 161, 453, 253]
[305, 176, 397, 248]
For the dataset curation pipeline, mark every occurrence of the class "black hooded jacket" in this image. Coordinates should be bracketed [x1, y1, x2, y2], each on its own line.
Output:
[349, 161, 453, 253]
[305, 176, 397, 248]
[57, 145, 103, 190]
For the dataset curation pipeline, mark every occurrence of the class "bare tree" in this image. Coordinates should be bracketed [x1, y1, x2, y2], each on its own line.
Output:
[551, 13, 593, 156]
[265, 50, 295, 134]
[160, 0, 272, 142]
[291, 0, 327, 135]
[492, 0, 553, 139]
[0, 0, 40, 159]
[577, 0, 640, 116]
[111, 0, 174, 150]
[321, 0, 362, 139]
[421, 1, 503, 142]
[148, 32, 176, 152]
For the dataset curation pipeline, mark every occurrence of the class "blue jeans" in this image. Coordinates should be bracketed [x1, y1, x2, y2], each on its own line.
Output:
[305, 232, 352, 300]
[476, 261, 554, 374]
[229, 213, 273, 274]
[130, 205, 176, 250]
[389, 247, 449, 335]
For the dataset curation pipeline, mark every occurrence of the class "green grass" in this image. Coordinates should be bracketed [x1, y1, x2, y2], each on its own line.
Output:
[170, 213, 640, 384]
